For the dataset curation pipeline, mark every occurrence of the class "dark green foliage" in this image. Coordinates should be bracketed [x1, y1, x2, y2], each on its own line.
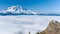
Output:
[36, 32, 40, 34]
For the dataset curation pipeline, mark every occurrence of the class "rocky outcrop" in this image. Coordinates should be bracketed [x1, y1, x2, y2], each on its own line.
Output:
[40, 20, 60, 34]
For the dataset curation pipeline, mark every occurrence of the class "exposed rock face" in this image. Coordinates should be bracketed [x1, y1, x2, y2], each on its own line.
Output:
[40, 20, 60, 34]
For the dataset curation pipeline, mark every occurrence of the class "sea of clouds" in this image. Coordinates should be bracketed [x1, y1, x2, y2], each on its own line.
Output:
[0, 16, 60, 34]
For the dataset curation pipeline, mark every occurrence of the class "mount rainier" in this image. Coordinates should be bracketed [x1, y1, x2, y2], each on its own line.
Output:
[0, 5, 60, 16]
[0, 5, 38, 15]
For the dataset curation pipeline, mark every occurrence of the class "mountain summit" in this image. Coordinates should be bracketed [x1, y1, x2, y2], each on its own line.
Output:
[0, 5, 37, 15]
[40, 20, 60, 34]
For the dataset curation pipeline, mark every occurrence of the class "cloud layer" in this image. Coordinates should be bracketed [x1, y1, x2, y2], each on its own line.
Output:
[0, 16, 60, 34]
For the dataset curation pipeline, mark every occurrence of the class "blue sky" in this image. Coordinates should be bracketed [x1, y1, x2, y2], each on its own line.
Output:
[0, 0, 60, 13]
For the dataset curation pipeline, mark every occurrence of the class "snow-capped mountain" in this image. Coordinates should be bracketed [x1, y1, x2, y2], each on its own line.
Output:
[0, 5, 37, 15]
[1, 5, 60, 16]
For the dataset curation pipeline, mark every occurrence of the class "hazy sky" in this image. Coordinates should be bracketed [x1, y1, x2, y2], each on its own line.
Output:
[0, 0, 60, 13]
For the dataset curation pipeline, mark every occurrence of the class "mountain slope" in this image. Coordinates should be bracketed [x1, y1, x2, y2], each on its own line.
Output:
[40, 20, 60, 34]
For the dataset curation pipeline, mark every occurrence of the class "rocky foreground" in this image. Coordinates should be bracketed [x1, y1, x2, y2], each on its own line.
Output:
[40, 20, 60, 34]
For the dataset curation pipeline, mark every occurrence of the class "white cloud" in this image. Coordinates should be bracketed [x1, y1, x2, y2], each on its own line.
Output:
[0, 16, 60, 34]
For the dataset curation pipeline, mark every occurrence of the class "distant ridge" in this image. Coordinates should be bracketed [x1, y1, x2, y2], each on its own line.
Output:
[38, 14, 60, 16]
